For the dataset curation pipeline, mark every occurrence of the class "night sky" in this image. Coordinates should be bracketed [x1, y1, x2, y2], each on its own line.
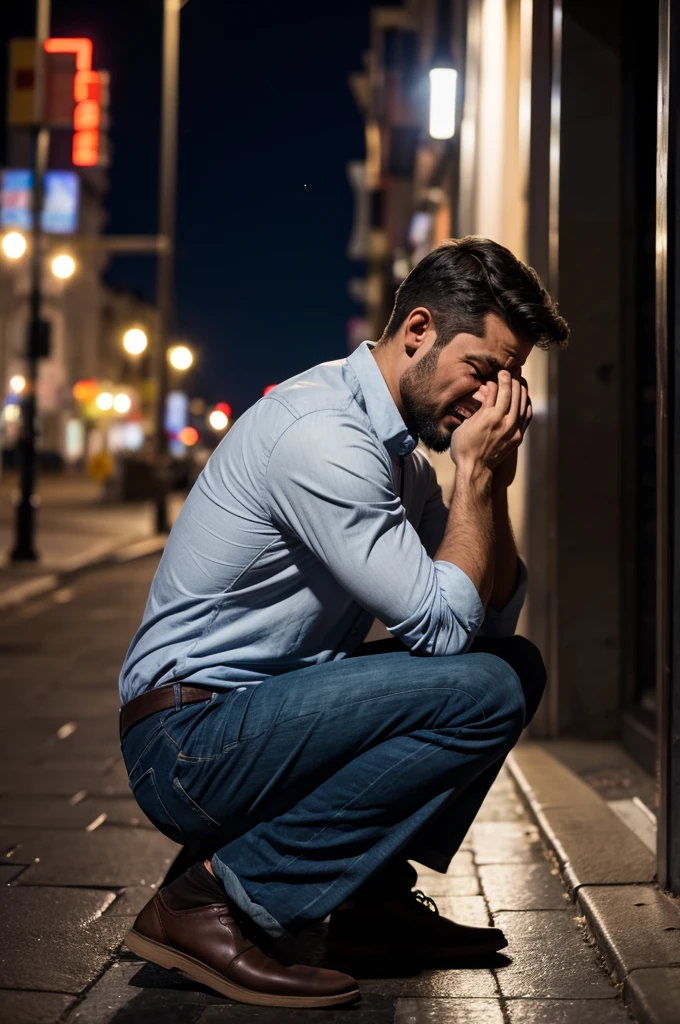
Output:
[1, 0, 373, 414]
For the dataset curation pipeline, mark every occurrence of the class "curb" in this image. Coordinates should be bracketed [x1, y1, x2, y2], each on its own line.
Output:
[507, 743, 680, 1024]
[0, 534, 166, 612]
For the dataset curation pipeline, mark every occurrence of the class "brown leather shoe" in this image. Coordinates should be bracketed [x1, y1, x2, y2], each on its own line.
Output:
[125, 865, 359, 1007]
[326, 888, 508, 959]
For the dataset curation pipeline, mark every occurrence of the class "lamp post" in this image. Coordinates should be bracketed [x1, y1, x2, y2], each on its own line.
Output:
[153, 0, 186, 534]
[11, 0, 51, 561]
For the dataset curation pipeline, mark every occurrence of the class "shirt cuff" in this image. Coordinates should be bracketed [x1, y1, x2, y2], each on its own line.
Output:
[477, 558, 528, 638]
[434, 560, 486, 653]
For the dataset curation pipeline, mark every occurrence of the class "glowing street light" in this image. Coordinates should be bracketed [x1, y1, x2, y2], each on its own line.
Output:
[113, 392, 132, 414]
[123, 327, 148, 356]
[2, 231, 27, 260]
[209, 409, 229, 431]
[9, 375, 26, 394]
[428, 67, 458, 140]
[51, 253, 77, 279]
[96, 391, 114, 411]
[168, 344, 193, 371]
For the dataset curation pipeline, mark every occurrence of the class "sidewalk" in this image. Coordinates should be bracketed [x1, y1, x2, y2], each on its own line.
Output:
[0, 472, 182, 607]
[0, 550, 634, 1024]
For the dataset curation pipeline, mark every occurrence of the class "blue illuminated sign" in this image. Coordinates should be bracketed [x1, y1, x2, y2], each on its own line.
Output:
[0, 169, 81, 234]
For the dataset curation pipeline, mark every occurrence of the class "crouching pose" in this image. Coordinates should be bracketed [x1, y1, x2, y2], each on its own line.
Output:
[119, 237, 568, 1008]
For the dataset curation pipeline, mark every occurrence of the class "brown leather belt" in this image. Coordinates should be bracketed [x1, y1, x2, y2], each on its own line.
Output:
[120, 684, 214, 741]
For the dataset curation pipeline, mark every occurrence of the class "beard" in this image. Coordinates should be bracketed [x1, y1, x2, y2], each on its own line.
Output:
[399, 347, 452, 453]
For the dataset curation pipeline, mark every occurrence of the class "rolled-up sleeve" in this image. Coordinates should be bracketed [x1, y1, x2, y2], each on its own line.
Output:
[265, 409, 485, 656]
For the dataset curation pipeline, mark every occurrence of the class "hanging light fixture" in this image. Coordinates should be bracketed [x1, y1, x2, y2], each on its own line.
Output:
[429, 0, 457, 141]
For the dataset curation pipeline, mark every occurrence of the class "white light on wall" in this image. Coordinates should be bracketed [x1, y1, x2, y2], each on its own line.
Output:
[429, 67, 458, 140]
[9, 374, 26, 394]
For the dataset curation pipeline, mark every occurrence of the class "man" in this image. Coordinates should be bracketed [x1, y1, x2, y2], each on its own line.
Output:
[119, 237, 568, 1009]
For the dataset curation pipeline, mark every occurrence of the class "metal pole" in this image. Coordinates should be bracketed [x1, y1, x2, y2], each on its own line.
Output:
[153, 0, 181, 534]
[11, 0, 50, 561]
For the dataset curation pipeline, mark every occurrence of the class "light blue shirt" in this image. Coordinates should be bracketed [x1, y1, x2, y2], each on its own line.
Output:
[119, 342, 526, 703]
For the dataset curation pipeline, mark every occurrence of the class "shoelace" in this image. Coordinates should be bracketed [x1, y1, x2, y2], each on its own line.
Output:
[413, 889, 439, 914]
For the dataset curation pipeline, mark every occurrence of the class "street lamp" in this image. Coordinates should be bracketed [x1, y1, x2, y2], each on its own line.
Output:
[96, 391, 114, 411]
[208, 409, 229, 431]
[113, 392, 132, 414]
[168, 344, 193, 371]
[2, 232, 27, 260]
[50, 253, 76, 279]
[123, 327, 148, 356]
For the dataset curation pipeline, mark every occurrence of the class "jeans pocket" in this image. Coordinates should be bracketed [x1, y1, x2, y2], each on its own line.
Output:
[130, 767, 184, 845]
[172, 776, 222, 837]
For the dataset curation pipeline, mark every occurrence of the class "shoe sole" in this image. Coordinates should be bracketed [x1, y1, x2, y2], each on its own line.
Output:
[125, 929, 361, 1008]
[326, 936, 508, 959]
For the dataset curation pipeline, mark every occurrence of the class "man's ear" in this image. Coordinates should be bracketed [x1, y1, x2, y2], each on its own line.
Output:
[404, 308, 434, 356]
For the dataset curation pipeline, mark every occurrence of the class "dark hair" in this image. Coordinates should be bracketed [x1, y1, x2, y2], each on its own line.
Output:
[381, 236, 569, 350]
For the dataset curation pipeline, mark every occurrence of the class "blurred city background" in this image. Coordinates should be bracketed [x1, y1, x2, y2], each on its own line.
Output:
[1, 2, 680, 1023]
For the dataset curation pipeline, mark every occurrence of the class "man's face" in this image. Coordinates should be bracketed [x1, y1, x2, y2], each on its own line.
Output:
[399, 313, 533, 452]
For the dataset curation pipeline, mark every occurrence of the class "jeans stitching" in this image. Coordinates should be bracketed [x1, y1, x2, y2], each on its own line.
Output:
[254, 734, 452, 893]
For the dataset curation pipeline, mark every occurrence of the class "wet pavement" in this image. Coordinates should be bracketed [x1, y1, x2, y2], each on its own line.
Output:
[0, 555, 634, 1023]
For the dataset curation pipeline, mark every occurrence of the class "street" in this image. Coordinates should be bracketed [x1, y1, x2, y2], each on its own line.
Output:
[0, 553, 632, 1023]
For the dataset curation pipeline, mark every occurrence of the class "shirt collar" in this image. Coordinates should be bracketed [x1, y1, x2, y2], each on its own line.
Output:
[346, 341, 417, 458]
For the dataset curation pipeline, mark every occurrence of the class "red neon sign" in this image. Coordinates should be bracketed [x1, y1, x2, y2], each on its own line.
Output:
[45, 37, 100, 167]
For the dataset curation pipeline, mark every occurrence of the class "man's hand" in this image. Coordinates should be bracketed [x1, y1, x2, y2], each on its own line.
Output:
[493, 378, 532, 489]
[450, 371, 526, 474]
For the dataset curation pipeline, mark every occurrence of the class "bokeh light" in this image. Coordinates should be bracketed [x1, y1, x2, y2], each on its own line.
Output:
[2, 232, 27, 259]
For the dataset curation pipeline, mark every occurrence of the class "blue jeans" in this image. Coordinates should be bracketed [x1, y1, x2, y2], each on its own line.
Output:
[121, 636, 545, 938]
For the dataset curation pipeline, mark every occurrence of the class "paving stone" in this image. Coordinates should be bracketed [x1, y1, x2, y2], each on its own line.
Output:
[508, 747, 656, 890]
[0, 991, 75, 1024]
[358, 965, 498, 998]
[413, 851, 476, 878]
[1, 826, 178, 887]
[0, 886, 118, 991]
[420, 896, 489, 927]
[469, 823, 544, 865]
[199, 995, 394, 1023]
[475, 769, 527, 823]
[413, 874, 481, 897]
[578, 884, 680, 981]
[0, 864, 25, 885]
[0, 717, 119, 760]
[394, 997, 505, 1022]
[509, 745, 608, 810]
[506, 997, 632, 1023]
[3, 689, 120, 721]
[479, 862, 568, 912]
[62, 959, 214, 1023]
[0, 760, 129, 798]
[0, 796, 151, 830]
[624, 966, 680, 1024]
[542, 806, 656, 889]
[493, 911, 616, 998]
[107, 885, 158, 917]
